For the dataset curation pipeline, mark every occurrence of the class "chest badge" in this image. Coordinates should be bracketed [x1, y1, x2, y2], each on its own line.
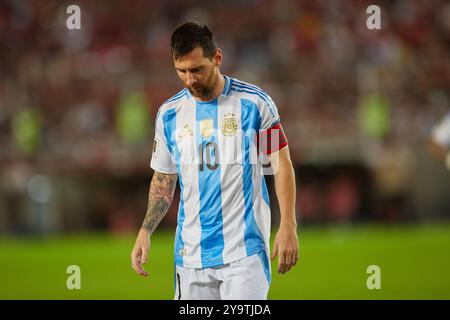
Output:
[200, 119, 214, 138]
[222, 113, 238, 136]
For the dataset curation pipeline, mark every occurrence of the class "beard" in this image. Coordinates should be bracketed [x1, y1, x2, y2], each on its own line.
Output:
[188, 84, 214, 99]
[187, 69, 217, 99]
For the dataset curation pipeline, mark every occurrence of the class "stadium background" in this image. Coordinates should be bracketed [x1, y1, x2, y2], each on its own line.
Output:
[1, 0, 450, 299]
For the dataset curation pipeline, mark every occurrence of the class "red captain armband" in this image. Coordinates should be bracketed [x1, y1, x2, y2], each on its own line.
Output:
[257, 122, 288, 156]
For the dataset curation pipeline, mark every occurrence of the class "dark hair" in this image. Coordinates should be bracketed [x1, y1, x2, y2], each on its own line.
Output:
[170, 21, 217, 60]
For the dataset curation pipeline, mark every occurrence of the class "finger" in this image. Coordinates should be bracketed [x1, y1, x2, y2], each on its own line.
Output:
[140, 264, 149, 277]
[281, 260, 287, 274]
[139, 248, 149, 276]
[278, 252, 286, 274]
[271, 244, 278, 261]
[132, 261, 144, 276]
[293, 250, 299, 266]
[131, 251, 147, 276]
[285, 252, 292, 273]
[288, 252, 297, 273]
[141, 247, 148, 265]
[131, 251, 139, 272]
[139, 267, 149, 277]
[136, 259, 148, 277]
[135, 256, 142, 273]
[282, 253, 289, 274]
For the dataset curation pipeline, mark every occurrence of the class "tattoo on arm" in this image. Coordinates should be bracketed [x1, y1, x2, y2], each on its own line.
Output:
[141, 172, 177, 235]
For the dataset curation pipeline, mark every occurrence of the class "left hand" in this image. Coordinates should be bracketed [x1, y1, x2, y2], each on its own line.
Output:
[271, 224, 299, 274]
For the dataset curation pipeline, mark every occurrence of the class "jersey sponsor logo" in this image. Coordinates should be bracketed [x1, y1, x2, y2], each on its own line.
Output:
[200, 119, 214, 138]
[222, 113, 238, 136]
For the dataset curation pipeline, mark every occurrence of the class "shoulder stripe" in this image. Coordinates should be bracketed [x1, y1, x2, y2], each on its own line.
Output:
[230, 87, 267, 102]
[232, 80, 269, 98]
[226, 78, 234, 95]
[231, 82, 272, 104]
[223, 76, 231, 95]
[172, 88, 187, 99]
[157, 93, 184, 123]
[168, 90, 185, 101]
[166, 91, 186, 103]
[230, 81, 277, 117]
[230, 87, 277, 117]
[165, 89, 188, 104]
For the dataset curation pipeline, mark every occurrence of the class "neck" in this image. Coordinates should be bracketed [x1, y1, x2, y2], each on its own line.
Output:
[196, 72, 225, 102]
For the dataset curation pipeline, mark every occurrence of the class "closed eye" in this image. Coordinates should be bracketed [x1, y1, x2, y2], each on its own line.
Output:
[190, 67, 203, 73]
[176, 67, 204, 74]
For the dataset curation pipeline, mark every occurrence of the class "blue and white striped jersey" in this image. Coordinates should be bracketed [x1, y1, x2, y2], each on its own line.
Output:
[150, 76, 282, 280]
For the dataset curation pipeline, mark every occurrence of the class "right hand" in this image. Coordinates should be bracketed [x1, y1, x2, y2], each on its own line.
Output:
[131, 228, 151, 277]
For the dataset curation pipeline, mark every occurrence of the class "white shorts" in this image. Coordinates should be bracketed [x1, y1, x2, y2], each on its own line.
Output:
[174, 251, 271, 300]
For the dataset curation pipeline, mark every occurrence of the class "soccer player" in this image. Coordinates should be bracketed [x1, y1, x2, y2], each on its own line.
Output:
[131, 21, 299, 300]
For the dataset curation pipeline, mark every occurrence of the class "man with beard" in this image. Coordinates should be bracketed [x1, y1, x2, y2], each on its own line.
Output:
[131, 21, 298, 300]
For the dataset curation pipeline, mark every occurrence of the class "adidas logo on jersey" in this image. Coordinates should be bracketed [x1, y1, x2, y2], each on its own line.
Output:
[178, 124, 193, 138]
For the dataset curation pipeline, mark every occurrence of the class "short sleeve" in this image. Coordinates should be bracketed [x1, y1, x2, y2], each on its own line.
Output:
[150, 109, 178, 174]
[259, 94, 281, 130]
[256, 93, 288, 156]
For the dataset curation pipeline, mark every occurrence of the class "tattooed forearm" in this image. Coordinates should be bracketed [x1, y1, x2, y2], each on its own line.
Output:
[141, 171, 178, 235]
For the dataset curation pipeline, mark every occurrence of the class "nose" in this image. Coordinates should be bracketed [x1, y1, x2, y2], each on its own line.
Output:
[186, 72, 197, 87]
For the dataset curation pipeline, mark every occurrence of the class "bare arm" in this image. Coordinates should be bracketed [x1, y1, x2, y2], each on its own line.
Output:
[269, 146, 299, 274]
[141, 171, 178, 234]
[131, 171, 178, 276]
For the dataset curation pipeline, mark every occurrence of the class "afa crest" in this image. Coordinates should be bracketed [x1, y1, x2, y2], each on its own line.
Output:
[222, 113, 237, 136]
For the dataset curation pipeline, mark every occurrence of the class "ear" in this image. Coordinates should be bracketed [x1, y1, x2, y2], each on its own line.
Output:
[214, 48, 222, 66]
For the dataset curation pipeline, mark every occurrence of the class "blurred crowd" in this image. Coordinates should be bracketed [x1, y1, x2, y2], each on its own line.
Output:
[0, 0, 449, 234]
